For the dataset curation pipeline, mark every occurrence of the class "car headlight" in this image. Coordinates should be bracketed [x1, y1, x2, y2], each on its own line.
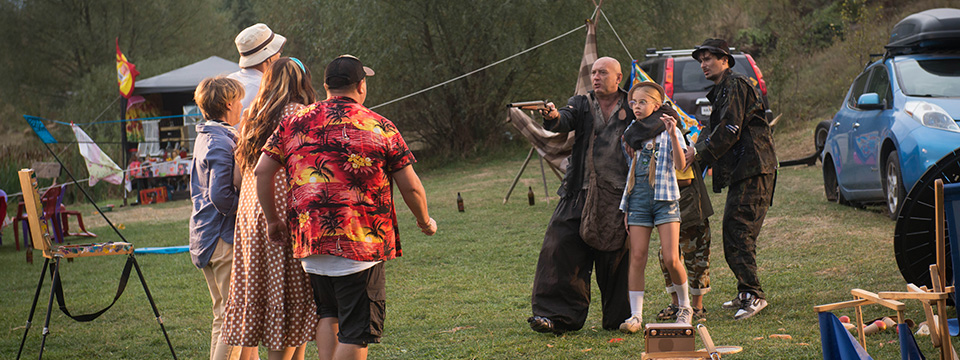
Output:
[904, 101, 960, 132]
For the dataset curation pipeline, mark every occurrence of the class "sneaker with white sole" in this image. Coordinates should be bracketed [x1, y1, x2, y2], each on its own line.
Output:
[721, 296, 741, 310]
[619, 315, 643, 334]
[675, 307, 694, 325]
[733, 293, 768, 320]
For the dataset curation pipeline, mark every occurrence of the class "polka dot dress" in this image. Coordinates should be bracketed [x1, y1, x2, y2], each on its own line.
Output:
[220, 103, 318, 350]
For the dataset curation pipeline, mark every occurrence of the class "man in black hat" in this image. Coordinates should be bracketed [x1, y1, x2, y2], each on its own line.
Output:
[686, 38, 776, 320]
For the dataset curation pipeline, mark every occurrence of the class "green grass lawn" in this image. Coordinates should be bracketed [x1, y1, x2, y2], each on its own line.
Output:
[1, 148, 953, 359]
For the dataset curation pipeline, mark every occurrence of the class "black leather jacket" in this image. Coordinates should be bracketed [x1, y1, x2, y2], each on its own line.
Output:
[544, 89, 635, 198]
[694, 69, 777, 191]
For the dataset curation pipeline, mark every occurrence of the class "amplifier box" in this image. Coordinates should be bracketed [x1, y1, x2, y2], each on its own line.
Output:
[644, 323, 696, 353]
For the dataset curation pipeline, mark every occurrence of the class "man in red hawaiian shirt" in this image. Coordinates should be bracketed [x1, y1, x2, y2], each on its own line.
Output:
[255, 54, 436, 360]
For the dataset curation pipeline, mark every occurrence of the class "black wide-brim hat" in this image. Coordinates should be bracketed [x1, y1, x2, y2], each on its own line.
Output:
[692, 38, 735, 67]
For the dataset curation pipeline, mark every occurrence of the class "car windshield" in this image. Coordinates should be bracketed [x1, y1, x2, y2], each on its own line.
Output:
[896, 58, 960, 97]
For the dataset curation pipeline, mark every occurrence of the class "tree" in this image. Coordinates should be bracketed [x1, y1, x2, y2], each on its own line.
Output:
[0, 0, 235, 201]
[256, 0, 711, 158]
[0, 0, 234, 118]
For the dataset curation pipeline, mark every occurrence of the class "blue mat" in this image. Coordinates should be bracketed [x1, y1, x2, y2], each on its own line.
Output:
[819, 312, 872, 360]
[899, 323, 926, 360]
[133, 245, 189, 254]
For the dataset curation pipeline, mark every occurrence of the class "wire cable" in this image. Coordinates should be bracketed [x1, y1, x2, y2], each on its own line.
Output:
[598, 8, 633, 62]
[369, 22, 589, 110]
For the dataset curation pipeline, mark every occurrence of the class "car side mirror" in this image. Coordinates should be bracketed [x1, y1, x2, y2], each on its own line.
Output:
[857, 93, 885, 110]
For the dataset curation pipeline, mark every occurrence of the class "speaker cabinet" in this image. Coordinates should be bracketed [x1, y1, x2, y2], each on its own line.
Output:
[644, 323, 696, 353]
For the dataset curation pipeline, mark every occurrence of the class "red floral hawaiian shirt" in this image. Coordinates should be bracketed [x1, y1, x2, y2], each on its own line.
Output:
[262, 96, 415, 261]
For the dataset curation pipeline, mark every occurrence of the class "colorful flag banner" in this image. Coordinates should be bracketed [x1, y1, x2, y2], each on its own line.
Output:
[116, 38, 139, 99]
[629, 60, 701, 144]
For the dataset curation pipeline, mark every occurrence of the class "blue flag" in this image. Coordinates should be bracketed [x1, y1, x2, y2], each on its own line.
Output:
[23, 115, 58, 144]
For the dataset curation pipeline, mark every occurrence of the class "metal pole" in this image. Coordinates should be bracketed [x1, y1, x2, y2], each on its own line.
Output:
[120, 97, 129, 207]
[503, 147, 535, 204]
[38, 257, 62, 359]
[538, 152, 549, 204]
[131, 255, 178, 359]
[16, 258, 49, 360]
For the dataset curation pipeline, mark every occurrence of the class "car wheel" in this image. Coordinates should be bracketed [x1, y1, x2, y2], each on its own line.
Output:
[894, 148, 960, 296]
[884, 151, 906, 220]
[814, 120, 831, 157]
[823, 158, 839, 202]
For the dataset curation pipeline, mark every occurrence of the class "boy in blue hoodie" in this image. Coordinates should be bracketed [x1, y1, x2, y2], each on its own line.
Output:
[189, 76, 243, 360]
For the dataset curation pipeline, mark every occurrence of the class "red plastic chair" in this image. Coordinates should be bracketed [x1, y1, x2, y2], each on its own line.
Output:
[13, 185, 64, 249]
[0, 189, 6, 246]
[59, 186, 95, 238]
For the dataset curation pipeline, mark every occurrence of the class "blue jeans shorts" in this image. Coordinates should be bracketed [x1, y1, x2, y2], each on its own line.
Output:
[625, 148, 681, 227]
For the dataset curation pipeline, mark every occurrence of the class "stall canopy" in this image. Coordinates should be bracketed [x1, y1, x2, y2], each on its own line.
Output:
[121, 55, 239, 204]
[134, 56, 239, 95]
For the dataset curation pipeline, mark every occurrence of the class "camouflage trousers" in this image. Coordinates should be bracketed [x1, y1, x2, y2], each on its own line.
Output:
[659, 219, 711, 295]
[722, 173, 775, 299]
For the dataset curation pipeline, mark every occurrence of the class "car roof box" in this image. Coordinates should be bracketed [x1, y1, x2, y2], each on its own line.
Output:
[886, 8, 960, 55]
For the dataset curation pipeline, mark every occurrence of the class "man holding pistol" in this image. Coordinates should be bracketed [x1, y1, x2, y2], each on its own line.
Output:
[527, 57, 637, 334]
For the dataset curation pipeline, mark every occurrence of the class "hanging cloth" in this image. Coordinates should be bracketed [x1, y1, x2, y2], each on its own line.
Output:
[71, 124, 124, 186]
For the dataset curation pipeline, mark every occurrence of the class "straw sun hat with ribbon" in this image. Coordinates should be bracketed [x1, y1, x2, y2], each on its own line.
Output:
[235, 23, 286, 68]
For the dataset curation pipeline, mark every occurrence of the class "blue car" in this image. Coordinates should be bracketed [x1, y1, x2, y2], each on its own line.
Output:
[821, 8, 960, 219]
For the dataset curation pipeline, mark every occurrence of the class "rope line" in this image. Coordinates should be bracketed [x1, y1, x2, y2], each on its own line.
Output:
[46, 113, 201, 127]
[369, 23, 588, 110]
[91, 95, 123, 124]
[598, 8, 633, 62]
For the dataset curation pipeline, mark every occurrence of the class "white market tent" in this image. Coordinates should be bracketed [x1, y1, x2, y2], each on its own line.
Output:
[120, 56, 239, 203]
[134, 56, 239, 94]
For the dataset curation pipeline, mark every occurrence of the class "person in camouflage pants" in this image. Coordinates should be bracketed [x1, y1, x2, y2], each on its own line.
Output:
[657, 160, 713, 321]
[686, 38, 777, 321]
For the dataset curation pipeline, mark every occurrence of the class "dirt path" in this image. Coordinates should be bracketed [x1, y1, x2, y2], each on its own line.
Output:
[83, 200, 193, 229]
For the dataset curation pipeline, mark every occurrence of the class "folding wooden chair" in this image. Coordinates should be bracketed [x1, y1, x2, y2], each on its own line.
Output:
[15, 169, 176, 360]
[816, 288, 909, 357]
[879, 179, 958, 360]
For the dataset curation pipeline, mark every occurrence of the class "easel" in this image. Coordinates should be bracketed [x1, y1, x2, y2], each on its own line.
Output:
[16, 116, 177, 359]
[503, 147, 561, 204]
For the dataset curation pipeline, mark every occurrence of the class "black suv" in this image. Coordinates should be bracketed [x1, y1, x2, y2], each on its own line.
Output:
[637, 48, 774, 127]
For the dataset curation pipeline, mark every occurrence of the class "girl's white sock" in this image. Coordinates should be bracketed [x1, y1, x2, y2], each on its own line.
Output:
[629, 290, 645, 318]
[675, 282, 691, 308]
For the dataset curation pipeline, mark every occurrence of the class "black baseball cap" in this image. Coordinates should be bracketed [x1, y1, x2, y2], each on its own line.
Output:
[324, 54, 375, 89]
[692, 38, 735, 67]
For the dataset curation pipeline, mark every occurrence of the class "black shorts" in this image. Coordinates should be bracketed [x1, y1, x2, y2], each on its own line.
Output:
[309, 262, 386, 345]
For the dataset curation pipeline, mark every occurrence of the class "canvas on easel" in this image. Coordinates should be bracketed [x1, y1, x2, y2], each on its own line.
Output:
[16, 115, 178, 360]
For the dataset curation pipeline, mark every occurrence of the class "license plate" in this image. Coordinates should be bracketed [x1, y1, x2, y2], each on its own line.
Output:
[700, 105, 712, 116]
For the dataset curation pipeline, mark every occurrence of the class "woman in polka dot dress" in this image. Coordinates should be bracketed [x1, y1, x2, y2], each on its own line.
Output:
[222, 57, 318, 360]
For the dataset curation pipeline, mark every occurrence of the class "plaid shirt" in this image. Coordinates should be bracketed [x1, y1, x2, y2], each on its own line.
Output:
[619, 126, 686, 212]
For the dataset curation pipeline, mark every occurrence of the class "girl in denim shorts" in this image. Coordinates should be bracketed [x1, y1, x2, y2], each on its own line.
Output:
[616, 82, 693, 333]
